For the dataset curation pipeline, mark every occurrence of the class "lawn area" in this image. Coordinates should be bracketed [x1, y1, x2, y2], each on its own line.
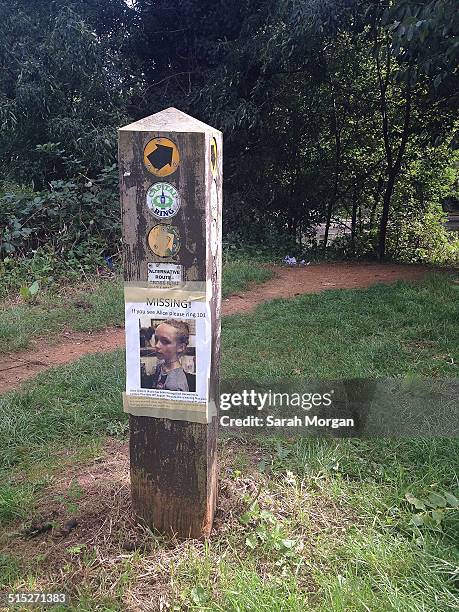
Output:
[221, 259, 273, 298]
[0, 260, 273, 354]
[0, 273, 458, 610]
[222, 273, 458, 378]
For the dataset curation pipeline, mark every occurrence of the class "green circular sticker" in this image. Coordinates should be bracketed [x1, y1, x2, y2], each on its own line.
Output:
[146, 182, 181, 219]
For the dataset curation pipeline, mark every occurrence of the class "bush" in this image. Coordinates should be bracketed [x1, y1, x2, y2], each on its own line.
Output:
[0, 165, 120, 258]
[0, 242, 117, 299]
[0, 164, 120, 297]
[386, 144, 459, 265]
[388, 204, 459, 265]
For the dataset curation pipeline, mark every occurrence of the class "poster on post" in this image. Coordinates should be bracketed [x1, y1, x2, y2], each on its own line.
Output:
[123, 284, 211, 423]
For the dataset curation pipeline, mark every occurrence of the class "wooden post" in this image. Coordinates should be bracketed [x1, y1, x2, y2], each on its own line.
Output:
[118, 108, 222, 538]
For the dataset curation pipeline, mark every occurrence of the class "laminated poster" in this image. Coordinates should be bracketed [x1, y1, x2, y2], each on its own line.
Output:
[123, 284, 211, 423]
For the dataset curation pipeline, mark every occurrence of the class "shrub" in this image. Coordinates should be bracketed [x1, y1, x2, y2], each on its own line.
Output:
[0, 164, 120, 258]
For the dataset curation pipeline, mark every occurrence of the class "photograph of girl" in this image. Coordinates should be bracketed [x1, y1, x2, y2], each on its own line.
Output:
[139, 318, 196, 392]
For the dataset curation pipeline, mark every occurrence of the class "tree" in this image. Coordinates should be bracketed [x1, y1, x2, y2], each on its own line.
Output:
[0, 0, 129, 185]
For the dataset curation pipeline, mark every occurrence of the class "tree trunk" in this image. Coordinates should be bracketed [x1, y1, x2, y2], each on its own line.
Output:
[351, 193, 358, 258]
[378, 172, 396, 260]
[377, 87, 411, 261]
[375, 40, 412, 261]
[323, 83, 342, 251]
[323, 199, 334, 251]
[369, 175, 383, 231]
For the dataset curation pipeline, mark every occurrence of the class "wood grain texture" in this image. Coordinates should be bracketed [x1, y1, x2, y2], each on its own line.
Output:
[119, 109, 221, 538]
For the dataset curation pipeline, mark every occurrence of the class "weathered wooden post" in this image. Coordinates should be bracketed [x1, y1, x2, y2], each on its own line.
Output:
[118, 108, 222, 538]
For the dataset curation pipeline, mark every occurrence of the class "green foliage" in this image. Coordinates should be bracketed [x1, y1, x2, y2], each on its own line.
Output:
[19, 280, 40, 302]
[0, 245, 115, 301]
[330, 144, 459, 263]
[385, 0, 459, 112]
[0, 163, 120, 299]
[389, 206, 458, 264]
[405, 489, 458, 529]
[0, 164, 119, 259]
[240, 502, 302, 569]
[0, 0, 457, 270]
[333, 199, 458, 265]
[385, 146, 459, 263]
[0, 1, 127, 185]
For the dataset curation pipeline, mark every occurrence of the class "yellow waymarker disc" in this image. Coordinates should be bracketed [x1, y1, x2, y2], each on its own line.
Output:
[144, 137, 180, 177]
[147, 224, 181, 257]
[210, 137, 218, 177]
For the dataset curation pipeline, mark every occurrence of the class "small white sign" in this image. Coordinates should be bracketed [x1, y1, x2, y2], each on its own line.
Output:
[148, 262, 183, 284]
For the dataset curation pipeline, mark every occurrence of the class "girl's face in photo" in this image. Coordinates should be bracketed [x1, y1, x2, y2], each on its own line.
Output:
[154, 323, 184, 364]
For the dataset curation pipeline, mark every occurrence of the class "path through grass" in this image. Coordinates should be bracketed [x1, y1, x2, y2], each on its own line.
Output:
[0, 261, 273, 354]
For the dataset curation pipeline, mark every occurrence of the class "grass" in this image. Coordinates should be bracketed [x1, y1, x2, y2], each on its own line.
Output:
[0, 280, 124, 354]
[0, 271, 458, 609]
[222, 273, 458, 378]
[1, 397, 457, 610]
[221, 259, 273, 298]
[0, 260, 274, 354]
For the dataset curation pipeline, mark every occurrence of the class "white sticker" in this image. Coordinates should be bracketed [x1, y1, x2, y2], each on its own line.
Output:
[148, 263, 183, 284]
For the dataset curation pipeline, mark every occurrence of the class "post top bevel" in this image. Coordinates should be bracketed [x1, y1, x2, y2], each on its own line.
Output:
[119, 107, 221, 134]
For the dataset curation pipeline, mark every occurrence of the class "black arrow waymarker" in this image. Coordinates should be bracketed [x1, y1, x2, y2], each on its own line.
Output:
[147, 144, 173, 170]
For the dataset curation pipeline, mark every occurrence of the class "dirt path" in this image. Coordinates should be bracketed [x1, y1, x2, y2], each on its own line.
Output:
[0, 263, 432, 394]
[222, 261, 430, 316]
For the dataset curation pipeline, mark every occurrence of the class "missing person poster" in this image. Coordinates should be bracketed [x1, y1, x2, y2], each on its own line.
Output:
[123, 284, 211, 423]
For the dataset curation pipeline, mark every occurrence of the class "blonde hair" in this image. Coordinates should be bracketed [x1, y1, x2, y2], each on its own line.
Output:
[161, 319, 190, 347]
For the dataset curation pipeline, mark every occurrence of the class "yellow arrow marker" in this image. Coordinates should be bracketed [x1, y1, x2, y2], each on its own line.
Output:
[210, 137, 218, 177]
[144, 137, 180, 177]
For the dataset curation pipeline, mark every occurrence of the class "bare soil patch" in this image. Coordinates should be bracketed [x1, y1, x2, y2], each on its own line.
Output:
[0, 263, 432, 393]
